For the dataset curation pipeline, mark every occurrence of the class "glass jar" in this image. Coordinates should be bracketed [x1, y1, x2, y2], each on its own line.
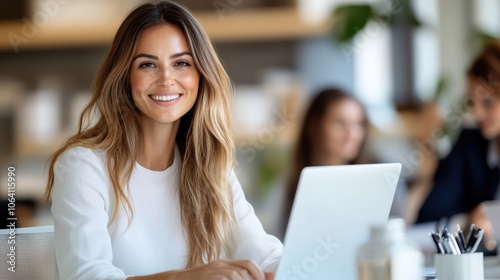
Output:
[357, 218, 424, 280]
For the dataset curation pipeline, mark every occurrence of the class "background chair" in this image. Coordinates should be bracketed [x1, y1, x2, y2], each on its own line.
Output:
[0, 225, 55, 280]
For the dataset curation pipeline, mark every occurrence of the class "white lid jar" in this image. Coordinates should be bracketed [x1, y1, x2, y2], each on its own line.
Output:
[357, 218, 424, 280]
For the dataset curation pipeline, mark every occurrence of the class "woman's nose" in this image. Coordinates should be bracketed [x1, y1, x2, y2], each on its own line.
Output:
[157, 68, 175, 86]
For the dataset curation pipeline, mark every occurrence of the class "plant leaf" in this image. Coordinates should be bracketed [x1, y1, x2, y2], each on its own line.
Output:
[476, 30, 498, 46]
[432, 75, 447, 102]
[331, 4, 374, 43]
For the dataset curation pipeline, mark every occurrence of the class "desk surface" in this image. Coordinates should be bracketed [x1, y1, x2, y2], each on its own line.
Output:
[484, 256, 500, 279]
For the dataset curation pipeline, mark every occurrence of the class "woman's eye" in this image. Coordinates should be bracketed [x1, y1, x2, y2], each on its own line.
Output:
[139, 62, 156, 68]
[175, 60, 191, 67]
[331, 120, 346, 129]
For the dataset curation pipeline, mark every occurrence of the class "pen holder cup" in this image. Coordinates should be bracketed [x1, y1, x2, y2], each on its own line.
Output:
[435, 252, 484, 280]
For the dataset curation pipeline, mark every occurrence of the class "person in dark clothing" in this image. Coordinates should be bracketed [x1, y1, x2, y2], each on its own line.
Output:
[417, 41, 500, 244]
[416, 129, 499, 223]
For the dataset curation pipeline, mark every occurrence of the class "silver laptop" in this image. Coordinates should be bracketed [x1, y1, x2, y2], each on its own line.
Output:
[275, 163, 402, 280]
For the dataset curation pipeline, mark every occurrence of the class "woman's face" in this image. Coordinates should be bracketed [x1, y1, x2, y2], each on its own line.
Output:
[320, 99, 366, 163]
[468, 77, 500, 139]
[130, 24, 200, 127]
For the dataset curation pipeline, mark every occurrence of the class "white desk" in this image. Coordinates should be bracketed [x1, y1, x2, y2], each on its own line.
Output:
[484, 256, 500, 279]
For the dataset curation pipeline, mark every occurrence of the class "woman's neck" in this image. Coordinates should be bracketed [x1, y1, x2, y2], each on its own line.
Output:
[137, 118, 179, 171]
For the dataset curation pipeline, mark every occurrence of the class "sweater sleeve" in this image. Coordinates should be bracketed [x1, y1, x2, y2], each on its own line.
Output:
[229, 171, 283, 272]
[51, 147, 128, 280]
[416, 130, 468, 223]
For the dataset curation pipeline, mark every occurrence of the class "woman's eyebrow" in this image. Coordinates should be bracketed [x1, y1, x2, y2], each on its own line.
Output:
[170, 51, 193, 59]
[132, 52, 193, 61]
[132, 53, 158, 61]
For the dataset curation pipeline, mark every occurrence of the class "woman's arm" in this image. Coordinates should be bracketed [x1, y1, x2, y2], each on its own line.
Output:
[228, 171, 284, 272]
[51, 147, 129, 279]
[126, 260, 272, 280]
[416, 130, 469, 223]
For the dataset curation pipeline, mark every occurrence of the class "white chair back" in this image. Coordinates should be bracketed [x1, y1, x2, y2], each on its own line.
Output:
[0, 225, 55, 280]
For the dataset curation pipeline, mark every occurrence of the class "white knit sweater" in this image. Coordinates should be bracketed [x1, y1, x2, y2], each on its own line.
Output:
[51, 146, 283, 280]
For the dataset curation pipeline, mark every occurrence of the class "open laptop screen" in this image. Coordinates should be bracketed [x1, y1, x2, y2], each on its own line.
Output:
[275, 163, 402, 280]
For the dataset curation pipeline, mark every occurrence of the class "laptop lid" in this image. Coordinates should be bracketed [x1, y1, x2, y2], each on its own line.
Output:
[275, 163, 402, 280]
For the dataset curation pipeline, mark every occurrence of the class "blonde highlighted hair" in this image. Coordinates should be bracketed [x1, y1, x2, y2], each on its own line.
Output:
[45, 1, 236, 268]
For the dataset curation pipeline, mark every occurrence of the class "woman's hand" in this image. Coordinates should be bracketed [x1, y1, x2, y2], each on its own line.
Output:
[172, 260, 271, 280]
[127, 260, 274, 280]
[468, 203, 496, 250]
[264, 272, 275, 280]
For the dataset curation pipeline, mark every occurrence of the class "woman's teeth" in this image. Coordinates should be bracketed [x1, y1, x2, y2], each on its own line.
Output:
[151, 95, 180, 101]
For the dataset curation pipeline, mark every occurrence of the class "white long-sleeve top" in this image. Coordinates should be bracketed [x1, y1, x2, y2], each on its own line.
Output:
[51, 146, 283, 280]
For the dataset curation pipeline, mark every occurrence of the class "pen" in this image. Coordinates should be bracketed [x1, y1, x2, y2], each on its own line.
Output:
[465, 227, 479, 252]
[453, 232, 465, 253]
[431, 232, 445, 254]
[468, 228, 484, 253]
[442, 238, 453, 254]
[457, 224, 467, 249]
[448, 233, 461, 255]
[466, 224, 476, 246]
[442, 234, 458, 255]
[430, 223, 484, 255]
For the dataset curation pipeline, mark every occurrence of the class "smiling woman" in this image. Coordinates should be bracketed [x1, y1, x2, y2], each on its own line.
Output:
[130, 25, 199, 131]
[43, 1, 282, 280]
[129, 24, 201, 171]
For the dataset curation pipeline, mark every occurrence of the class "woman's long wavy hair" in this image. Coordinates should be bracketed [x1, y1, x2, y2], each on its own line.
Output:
[44, 1, 236, 268]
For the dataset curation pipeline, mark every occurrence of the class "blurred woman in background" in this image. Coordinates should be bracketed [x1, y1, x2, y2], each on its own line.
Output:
[417, 41, 500, 245]
[282, 88, 406, 234]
